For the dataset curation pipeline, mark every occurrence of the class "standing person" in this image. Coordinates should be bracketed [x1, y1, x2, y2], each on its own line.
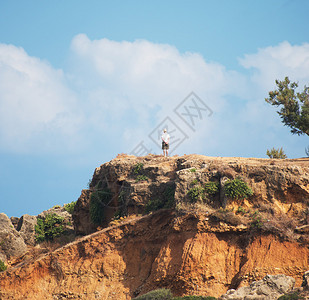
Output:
[161, 128, 170, 157]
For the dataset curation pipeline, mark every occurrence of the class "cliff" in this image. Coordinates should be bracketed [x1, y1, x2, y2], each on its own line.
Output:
[0, 154, 308, 299]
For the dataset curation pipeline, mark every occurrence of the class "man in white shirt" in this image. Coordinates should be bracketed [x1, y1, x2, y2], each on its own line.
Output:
[161, 128, 170, 157]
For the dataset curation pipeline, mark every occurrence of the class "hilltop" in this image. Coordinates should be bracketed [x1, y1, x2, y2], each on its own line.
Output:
[0, 154, 308, 299]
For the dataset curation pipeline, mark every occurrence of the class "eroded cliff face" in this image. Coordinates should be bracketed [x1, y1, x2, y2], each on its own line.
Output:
[0, 210, 308, 299]
[0, 154, 309, 299]
[73, 154, 309, 235]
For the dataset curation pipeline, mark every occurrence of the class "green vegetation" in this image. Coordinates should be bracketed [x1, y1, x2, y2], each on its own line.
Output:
[133, 288, 173, 300]
[224, 177, 253, 200]
[190, 179, 199, 186]
[132, 289, 216, 300]
[134, 162, 144, 175]
[278, 292, 304, 300]
[90, 188, 112, 225]
[35, 213, 65, 242]
[133, 162, 149, 182]
[145, 185, 175, 213]
[265, 77, 309, 137]
[136, 175, 149, 182]
[188, 181, 219, 203]
[64, 201, 77, 214]
[188, 186, 205, 202]
[204, 182, 219, 195]
[236, 206, 247, 215]
[266, 147, 287, 159]
[250, 211, 263, 229]
[0, 259, 7, 272]
[188, 177, 252, 205]
[189, 168, 197, 172]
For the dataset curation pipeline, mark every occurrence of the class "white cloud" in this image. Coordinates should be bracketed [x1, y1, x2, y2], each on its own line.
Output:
[0, 43, 82, 153]
[68, 34, 245, 154]
[0, 37, 308, 158]
[239, 41, 309, 92]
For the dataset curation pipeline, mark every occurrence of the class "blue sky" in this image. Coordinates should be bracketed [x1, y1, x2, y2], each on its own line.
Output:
[0, 0, 308, 217]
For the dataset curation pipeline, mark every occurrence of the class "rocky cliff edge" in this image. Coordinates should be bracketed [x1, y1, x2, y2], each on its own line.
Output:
[0, 154, 308, 299]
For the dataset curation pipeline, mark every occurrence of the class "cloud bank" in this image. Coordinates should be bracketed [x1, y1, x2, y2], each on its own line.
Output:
[0, 36, 308, 158]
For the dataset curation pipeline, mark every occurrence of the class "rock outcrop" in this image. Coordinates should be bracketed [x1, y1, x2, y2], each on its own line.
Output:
[0, 213, 27, 262]
[16, 214, 37, 246]
[73, 154, 309, 235]
[0, 154, 308, 299]
[220, 274, 295, 299]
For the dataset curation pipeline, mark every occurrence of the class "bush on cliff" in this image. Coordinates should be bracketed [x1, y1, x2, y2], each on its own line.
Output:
[224, 177, 253, 200]
[35, 213, 65, 242]
[90, 188, 113, 225]
[133, 288, 173, 300]
[266, 147, 287, 159]
[278, 291, 304, 299]
[145, 185, 175, 213]
[64, 201, 76, 215]
[0, 259, 7, 272]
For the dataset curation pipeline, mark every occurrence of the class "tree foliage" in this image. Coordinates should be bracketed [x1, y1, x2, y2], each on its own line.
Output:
[265, 77, 309, 136]
[35, 213, 65, 242]
[266, 147, 287, 159]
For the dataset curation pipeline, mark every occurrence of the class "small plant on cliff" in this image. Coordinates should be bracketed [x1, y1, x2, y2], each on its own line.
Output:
[278, 291, 304, 300]
[188, 186, 205, 202]
[224, 177, 253, 200]
[133, 162, 144, 175]
[35, 213, 65, 243]
[90, 188, 112, 226]
[204, 181, 219, 195]
[249, 211, 263, 229]
[145, 185, 175, 213]
[190, 179, 199, 186]
[266, 147, 287, 159]
[133, 288, 173, 300]
[189, 168, 197, 172]
[0, 259, 7, 272]
[64, 201, 76, 215]
[236, 206, 247, 215]
[136, 174, 149, 182]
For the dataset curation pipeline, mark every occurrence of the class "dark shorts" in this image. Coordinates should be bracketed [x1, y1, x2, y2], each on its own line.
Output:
[162, 142, 169, 150]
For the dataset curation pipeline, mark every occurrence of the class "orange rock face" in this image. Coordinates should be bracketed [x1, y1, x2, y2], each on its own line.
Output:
[0, 210, 308, 299]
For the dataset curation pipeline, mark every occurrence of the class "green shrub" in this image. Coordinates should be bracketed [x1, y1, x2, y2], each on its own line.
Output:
[188, 186, 205, 202]
[278, 291, 304, 299]
[190, 179, 199, 186]
[266, 147, 287, 159]
[173, 296, 216, 300]
[134, 163, 144, 175]
[250, 211, 263, 229]
[204, 182, 219, 195]
[236, 206, 247, 215]
[145, 185, 175, 213]
[224, 177, 253, 200]
[90, 188, 112, 225]
[0, 259, 7, 272]
[133, 288, 173, 300]
[189, 168, 196, 172]
[64, 201, 76, 215]
[136, 175, 149, 182]
[35, 213, 65, 243]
